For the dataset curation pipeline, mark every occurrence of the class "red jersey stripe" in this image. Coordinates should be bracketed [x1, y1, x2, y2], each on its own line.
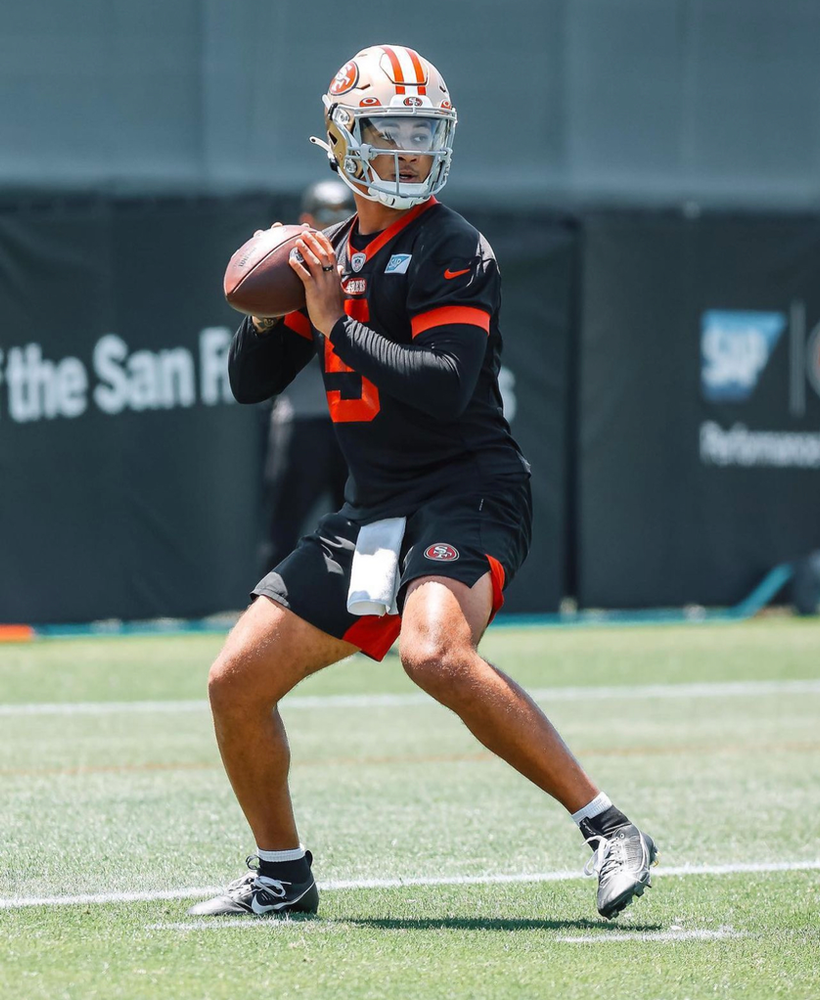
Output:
[346, 197, 437, 268]
[283, 310, 312, 340]
[411, 305, 491, 338]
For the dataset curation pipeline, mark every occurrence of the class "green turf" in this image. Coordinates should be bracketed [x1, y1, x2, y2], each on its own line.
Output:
[1, 618, 819, 999]
[2, 873, 818, 1000]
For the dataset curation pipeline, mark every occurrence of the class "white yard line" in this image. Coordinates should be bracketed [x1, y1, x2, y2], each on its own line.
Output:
[2, 859, 818, 910]
[555, 927, 746, 943]
[144, 921, 746, 940]
[146, 918, 309, 931]
[2, 678, 819, 717]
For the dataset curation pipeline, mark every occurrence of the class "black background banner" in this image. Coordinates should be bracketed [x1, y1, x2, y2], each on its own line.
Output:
[0, 196, 570, 623]
[5, 197, 820, 623]
[0, 196, 276, 623]
[472, 210, 575, 614]
[578, 211, 820, 608]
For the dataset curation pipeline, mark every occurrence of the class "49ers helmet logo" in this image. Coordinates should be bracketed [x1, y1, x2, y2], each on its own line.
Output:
[424, 543, 459, 562]
[329, 60, 358, 96]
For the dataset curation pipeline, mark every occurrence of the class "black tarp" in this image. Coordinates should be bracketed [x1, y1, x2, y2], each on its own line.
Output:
[0, 195, 571, 623]
[0, 196, 272, 622]
[472, 211, 575, 613]
[578, 211, 820, 608]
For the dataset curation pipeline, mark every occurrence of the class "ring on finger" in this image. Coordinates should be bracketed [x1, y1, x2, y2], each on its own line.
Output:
[322, 264, 335, 272]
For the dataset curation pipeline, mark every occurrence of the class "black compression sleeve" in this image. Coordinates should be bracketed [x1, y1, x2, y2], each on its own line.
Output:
[228, 316, 315, 403]
[328, 316, 487, 420]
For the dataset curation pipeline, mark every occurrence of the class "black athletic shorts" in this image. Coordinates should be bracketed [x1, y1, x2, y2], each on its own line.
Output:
[252, 479, 532, 661]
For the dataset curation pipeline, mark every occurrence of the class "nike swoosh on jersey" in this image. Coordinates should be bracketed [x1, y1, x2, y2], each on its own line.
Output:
[444, 267, 470, 279]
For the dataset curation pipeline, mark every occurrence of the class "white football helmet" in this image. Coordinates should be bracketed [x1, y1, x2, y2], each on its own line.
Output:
[311, 45, 458, 210]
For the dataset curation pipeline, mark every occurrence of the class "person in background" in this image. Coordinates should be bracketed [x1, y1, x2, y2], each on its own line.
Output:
[259, 180, 354, 573]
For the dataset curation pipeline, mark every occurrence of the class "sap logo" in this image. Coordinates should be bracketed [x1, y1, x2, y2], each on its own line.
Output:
[701, 310, 786, 402]
[385, 254, 411, 274]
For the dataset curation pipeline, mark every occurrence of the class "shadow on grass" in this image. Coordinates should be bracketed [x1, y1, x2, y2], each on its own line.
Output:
[339, 916, 663, 933]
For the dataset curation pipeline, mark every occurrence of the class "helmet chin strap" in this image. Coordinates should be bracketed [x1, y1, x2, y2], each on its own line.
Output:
[309, 135, 428, 209]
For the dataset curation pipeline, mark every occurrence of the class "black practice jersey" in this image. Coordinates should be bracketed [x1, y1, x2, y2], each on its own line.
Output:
[229, 197, 530, 522]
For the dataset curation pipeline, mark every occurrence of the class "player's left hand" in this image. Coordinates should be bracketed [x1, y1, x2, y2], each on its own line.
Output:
[288, 228, 345, 337]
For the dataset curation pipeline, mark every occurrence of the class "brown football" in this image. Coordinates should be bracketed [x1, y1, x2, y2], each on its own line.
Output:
[223, 225, 312, 317]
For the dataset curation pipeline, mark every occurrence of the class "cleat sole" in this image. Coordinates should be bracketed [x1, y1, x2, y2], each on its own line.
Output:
[599, 873, 653, 920]
[593, 829, 660, 920]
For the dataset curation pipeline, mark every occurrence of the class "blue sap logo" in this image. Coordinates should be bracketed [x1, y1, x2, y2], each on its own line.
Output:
[384, 254, 412, 274]
[701, 310, 786, 402]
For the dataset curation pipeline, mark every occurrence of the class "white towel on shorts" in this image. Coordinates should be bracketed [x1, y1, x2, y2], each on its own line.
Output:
[346, 517, 407, 617]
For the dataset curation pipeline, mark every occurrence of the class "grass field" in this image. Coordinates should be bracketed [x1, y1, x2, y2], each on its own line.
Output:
[1, 618, 819, 999]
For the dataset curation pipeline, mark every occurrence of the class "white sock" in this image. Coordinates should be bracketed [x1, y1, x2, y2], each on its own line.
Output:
[571, 792, 612, 826]
[256, 845, 305, 863]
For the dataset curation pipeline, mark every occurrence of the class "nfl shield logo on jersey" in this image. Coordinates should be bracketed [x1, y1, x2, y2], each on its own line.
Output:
[351, 252, 367, 272]
[424, 543, 459, 561]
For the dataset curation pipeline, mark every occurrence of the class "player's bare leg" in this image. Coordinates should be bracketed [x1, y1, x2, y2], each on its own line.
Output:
[207, 596, 357, 849]
[399, 574, 658, 918]
[399, 574, 597, 811]
[191, 597, 357, 917]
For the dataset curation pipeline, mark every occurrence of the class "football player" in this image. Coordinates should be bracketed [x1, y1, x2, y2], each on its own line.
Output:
[191, 44, 657, 921]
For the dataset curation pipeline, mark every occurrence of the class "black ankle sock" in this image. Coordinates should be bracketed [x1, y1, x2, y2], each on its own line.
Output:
[580, 805, 630, 840]
[257, 856, 311, 882]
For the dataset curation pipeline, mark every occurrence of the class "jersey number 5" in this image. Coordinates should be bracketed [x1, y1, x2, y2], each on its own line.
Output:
[324, 299, 381, 423]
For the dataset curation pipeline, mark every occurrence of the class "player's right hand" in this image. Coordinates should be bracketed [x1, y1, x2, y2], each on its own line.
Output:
[253, 221, 284, 237]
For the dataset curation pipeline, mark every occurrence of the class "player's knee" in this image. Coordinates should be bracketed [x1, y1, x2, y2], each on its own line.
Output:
[207, 654, 241, 715]
[207, 649, 273, 717]
[400, 637, 472, 702]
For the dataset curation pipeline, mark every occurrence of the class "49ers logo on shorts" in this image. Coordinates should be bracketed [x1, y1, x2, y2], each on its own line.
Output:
[424, 542, 459, 562]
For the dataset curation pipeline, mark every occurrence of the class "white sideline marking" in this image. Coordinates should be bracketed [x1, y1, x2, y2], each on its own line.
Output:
[556, 927, 746, 943]
[2, 678, 819, 717]
[144, 921, 746, 939]
[2, 859, 818, 910]
[146, 918, 308, 931]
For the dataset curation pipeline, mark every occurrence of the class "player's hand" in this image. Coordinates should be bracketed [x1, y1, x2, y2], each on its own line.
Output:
[253, 221, 284, 237]
[288, 229, 344, 337]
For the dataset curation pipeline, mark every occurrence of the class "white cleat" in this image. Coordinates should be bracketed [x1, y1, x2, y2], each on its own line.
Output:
[583, 824, 659, 919]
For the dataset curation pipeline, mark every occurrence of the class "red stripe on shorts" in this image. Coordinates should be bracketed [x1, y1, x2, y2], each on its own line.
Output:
[485, 554, 506, 622]
[343, 614, 401, 661]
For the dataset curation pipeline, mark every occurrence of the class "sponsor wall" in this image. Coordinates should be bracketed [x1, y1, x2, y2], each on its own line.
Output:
[0, 196, 571, 623]
[0, 196, 276, 623]
[472, 211, 575, 613]
[4, 198, 818, 622]
[578, 212, 820, 608]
